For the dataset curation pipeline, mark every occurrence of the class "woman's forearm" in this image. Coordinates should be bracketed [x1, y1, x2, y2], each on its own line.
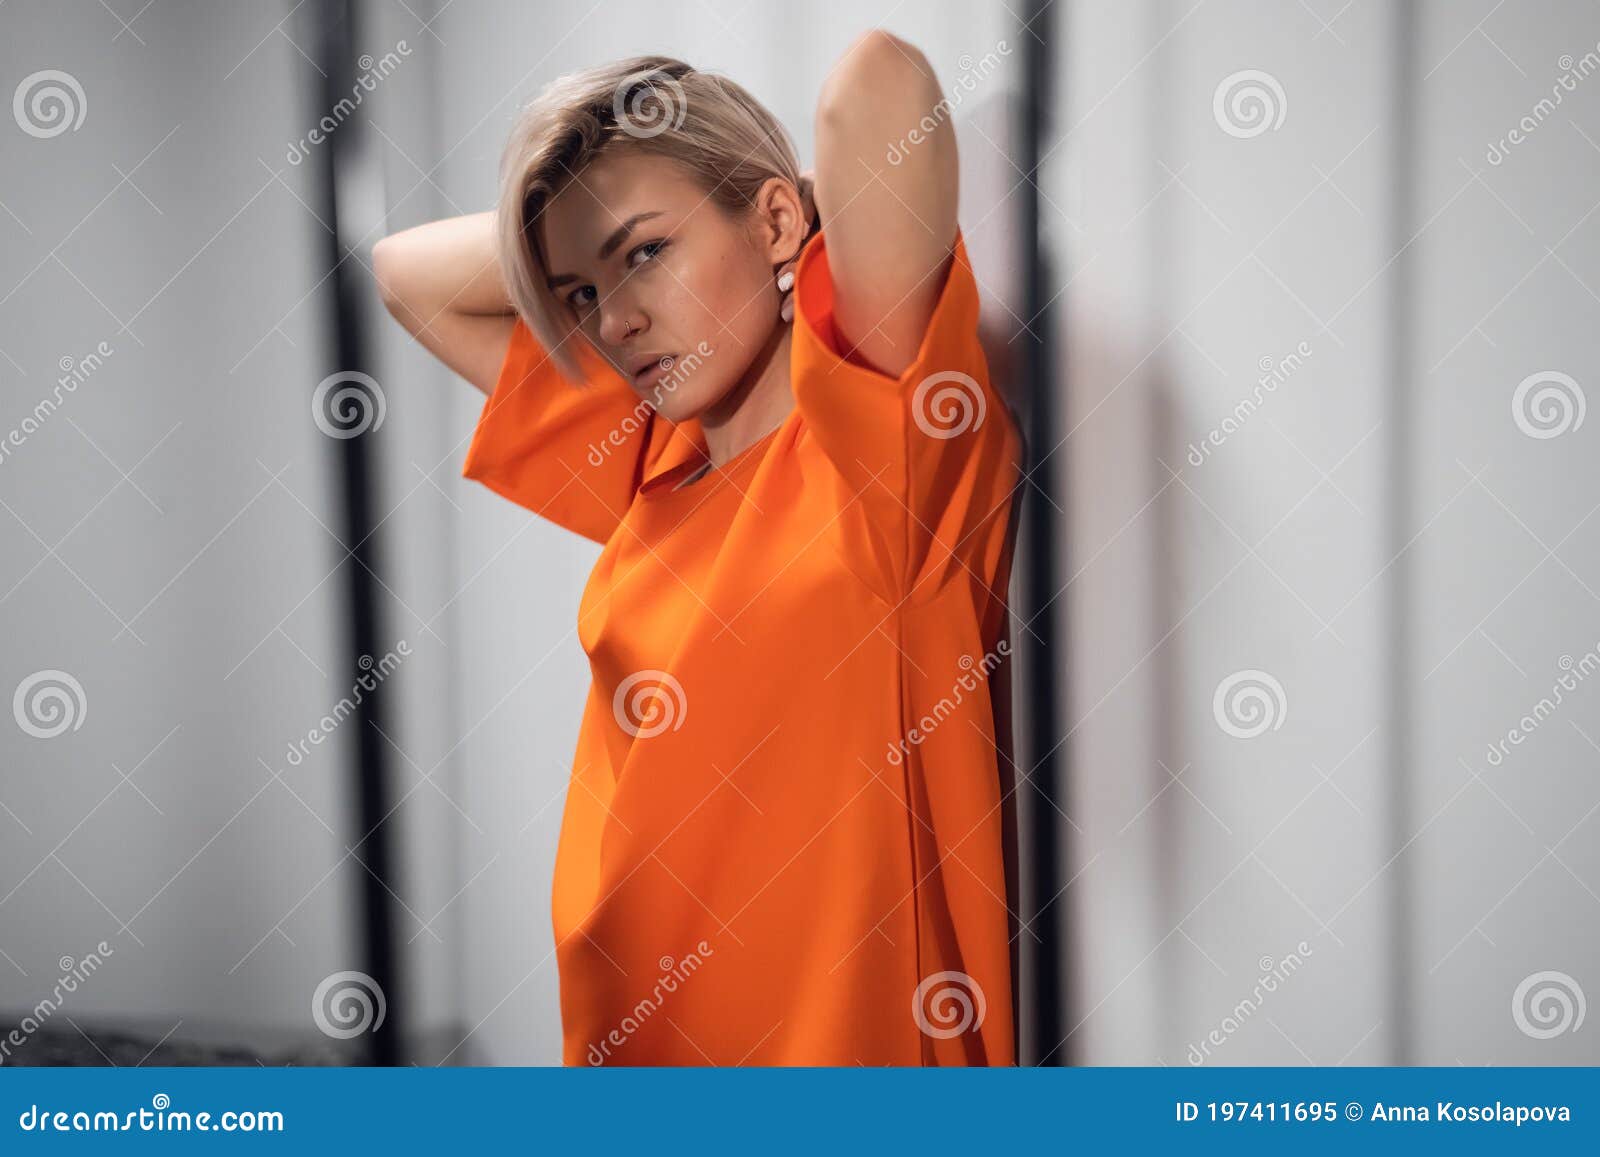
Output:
[374, 211, 517, 395]
[374, 210, 510, 319]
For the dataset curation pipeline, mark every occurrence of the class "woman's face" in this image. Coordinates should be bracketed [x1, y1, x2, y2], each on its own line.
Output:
[539, 150, 787, 423]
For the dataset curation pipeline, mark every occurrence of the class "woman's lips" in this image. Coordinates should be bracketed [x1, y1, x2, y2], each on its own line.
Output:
[632, 355, 676, 392]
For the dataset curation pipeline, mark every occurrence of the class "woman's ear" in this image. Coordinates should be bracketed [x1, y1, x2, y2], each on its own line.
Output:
[753, 176, 809, 266]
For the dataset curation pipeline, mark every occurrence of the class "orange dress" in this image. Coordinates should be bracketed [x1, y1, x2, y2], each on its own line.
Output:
[461, 228, 1024, 1066]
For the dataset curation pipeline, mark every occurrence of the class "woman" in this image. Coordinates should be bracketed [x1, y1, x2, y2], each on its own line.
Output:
[374, 30, 1024, 1066]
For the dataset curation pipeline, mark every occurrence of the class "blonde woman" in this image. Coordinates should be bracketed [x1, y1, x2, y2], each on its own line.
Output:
[374, 30, 1024, 1066]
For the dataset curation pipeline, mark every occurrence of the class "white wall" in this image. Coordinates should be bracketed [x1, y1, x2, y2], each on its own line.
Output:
[1055, 0, 1600, 1065]
[1407, 0, 1600, 1065]
[0, 0, 461, 1055]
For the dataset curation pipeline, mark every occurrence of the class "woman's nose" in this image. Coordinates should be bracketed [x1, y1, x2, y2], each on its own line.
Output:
[598, 300, 646, 348]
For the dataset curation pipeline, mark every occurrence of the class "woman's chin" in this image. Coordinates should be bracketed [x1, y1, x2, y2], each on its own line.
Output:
[642, 393, 691, 423]
[644, 383, 724, 426]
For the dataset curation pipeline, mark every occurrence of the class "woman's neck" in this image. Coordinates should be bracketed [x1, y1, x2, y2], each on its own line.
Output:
[695, 322, 794, 469]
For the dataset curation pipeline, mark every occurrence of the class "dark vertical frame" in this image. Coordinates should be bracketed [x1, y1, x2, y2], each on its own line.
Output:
[307, 0, 404, 1066]
[1014, 0, 1072, 1066]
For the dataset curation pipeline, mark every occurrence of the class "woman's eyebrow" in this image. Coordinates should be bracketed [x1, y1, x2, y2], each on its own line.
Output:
[546, 210, 666, 289]
[598, 210, 664, 259]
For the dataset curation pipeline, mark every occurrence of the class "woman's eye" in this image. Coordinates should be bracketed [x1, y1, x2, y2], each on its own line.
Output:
[564, 241, 666, 311]
[626, 239, 668, 269]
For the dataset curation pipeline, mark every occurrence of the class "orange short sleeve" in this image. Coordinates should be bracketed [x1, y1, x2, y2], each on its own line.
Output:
[789, 228, 1024, 599]
[461, 319, 684, 544]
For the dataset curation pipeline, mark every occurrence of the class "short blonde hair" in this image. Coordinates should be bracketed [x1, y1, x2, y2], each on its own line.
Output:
[496, 55, 801, 380]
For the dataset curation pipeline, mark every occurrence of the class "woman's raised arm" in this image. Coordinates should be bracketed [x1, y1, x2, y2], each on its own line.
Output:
[813, 29, 959, 378]
[372, 211, 517, 395]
